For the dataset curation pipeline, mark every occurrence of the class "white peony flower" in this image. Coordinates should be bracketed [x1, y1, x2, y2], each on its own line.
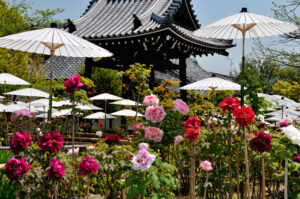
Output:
[281, 125, 300, 147]
[96, 131, 103, 137]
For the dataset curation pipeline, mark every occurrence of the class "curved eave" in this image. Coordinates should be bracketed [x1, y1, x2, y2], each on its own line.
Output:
[83, 26, 235, 51]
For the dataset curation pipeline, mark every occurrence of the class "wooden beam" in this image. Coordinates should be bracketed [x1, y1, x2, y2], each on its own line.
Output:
[179, 57, 188, 101]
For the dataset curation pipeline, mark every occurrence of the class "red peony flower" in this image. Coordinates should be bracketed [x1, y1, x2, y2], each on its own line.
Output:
[79, 157, 99, 176]
[46, 158, 65, 179]
[294, 153, 300, 163]
[10, 131, 32, 154]
[39, 131, 64, 153]
[5, 157, 30, 181]
[184, 116, 201, 131]
[63, 74, 84, 92]
[184, 128, 200, 142]
[98, 121, 103, 127]
[105, 134, 121, 144]
[250, 131, 272, 153]
[233, 105, 255, 127]
[219, 97, 240, 113]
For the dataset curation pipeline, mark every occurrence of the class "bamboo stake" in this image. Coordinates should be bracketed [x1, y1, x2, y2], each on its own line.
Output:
[189, 143, 196, 199]
[284, 158, 288, 199]
[262, 153, 266, 199]
[243, 129, 250, 199]
[54, 180, 58, 199]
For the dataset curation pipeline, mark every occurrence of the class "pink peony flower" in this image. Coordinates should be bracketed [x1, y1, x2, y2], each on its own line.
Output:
[15, 108, 31, 117]
[139, 142, 149, 151]
[39, 131, 64, 153]
[143, 94, 159, 106]
[79, 157, 99, 176]
[279, 119, 289, 127]
[5, 157, 30, 181]
[132, 123, 145, 135]
[174, 135, 184, 145]
[46, 158, 65, 179]
[63, 74, 84, 92]
[10, 131, 32, 154]
[145, 106, 166, 123]
[201, 160, 212, 172]
[145, 127, 164, 143]
[67, 147, 79, 156]
[132, 150, 156, 171]
[173, 99, 189, 115]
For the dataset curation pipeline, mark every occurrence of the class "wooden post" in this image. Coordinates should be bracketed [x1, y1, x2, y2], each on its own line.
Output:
[84, 58, 93, 78]
[179, 57, 187, 102]
[284, 158, 288, 199]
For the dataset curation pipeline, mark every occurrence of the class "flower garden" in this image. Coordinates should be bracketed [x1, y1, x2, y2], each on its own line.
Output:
[0, 65, 299, 199]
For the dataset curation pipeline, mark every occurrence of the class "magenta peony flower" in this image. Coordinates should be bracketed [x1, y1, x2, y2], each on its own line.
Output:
[63, 74, 84, 92]
[279, 119, 289, 127]
[294, 153, 300, 163]
[132, 150, 156, 171]
[79, 157, 99, 175]
[46, 158, 65, 179]
[39, 131, 64, 153]
[173, 99, 189, 115]
[10, 131, 32, 154]
[145, 106, 166, 123]
[250, 131, 272, 153]
[201, 160, 212, 172]
[174, 135, 184, 145]
[15, 108, 31, 117]
[5, 157, 30, 181]
[145, 127, 164, 143]
[143, 94, 159, 106]
[139, 142, 149, 151]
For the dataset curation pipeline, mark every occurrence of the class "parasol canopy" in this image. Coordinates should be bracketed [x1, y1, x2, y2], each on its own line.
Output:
[5, 88, 49, 98]
[0, 28, 113, 58]
[110, 99, 141, 106]
[89, 93, 123, 101]
[193, 8, 299, 39]
[0, 73, 30, 85]
[84, 112, 115, 120]
[180, 77, 241, 91]
[110, 109, 143, 117]
[75, 104, 102, 111]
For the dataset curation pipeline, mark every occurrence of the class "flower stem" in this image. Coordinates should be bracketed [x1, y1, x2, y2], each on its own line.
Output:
[203, 172, 209, 199]
[87, 177, 90, 199]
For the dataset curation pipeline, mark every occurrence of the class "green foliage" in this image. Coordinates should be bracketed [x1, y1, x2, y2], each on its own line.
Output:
[91, 68, 122, 97]
[272, 80, 300, 102]
[0, 172, 16, 199]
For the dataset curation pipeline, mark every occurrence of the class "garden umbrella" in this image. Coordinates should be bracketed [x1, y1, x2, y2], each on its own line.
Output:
[75, 104, 102, 111]
[193, 8, 299, 106]
[110, 99, 142, 106]
[89, 93, 122, 132]
[180, 76, 241, 91]
[30, 98, 59, 107]
[0, 73, 30, 94]
[194, 8, 299, 198]
[84, 112, 115, 120]
[0, 26, 113, 120]
[54, 100, 72, 107]
[111, 109, 143, 131]
[0, 95, 4, 99]
[266, 109, 300, 117]
[110, 109, 143, 117]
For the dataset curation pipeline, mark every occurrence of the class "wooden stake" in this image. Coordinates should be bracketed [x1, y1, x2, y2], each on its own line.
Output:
[262, 154, 265, 199]
[284, 158, 288, 199]
[189, 143, 196, 199]
[243, 130, 250, 199]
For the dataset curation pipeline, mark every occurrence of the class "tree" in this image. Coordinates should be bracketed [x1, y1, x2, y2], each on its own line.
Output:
[272, 80, 300, 102]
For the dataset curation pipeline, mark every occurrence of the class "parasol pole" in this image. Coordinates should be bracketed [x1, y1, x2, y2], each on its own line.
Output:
[41, 42, 64, 121]
[104, 99, 107, 133]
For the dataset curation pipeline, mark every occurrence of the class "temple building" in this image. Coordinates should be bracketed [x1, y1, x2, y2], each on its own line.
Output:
[45, 0, 235, 99]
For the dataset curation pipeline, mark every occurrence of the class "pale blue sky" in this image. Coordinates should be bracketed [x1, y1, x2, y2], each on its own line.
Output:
[25, 0, 299, 75]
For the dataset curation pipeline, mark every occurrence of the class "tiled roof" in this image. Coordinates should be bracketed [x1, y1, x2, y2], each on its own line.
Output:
[42, 56, 85, 79]
[73, 0, 234, 49]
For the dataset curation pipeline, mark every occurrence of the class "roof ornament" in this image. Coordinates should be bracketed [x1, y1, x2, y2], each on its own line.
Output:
[164, 13, 174, 26]
[50, 23, 58, 28]
[132, 14, 142, 31]
[66, 19, 77, 33]
[240, 7, 248, 13]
